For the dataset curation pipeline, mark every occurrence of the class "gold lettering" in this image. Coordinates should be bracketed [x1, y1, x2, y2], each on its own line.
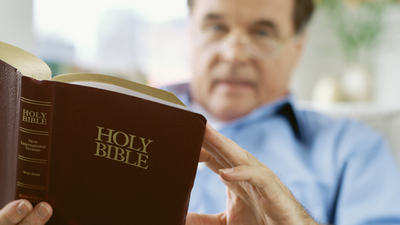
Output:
[106, 144, 114, 159]
[31, 117, 38, 124]
[96, 127, 114, 144]
[124, 150, 138, 167]
[124, 151, 148, 169]
[22, 109, 29, 116]
[22, 171, 40, 177]
[25, 117, 46, 125]
[137, 153, 149, 169]
[113, 146, 126, 162]
[19, 194, 29, 199]
[94, 126, 152, 170]
[28, 111, 36, 117]
[94, 142, 107, 157]
[113, 131, 129, 147]
[21, 109, 47, 125]
[28, 139, 38, 144]
[128, 134, 141, 151]
[140, 138, 153, 154]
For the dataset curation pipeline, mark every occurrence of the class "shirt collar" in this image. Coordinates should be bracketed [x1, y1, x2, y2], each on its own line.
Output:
[163, 82, 306, 143]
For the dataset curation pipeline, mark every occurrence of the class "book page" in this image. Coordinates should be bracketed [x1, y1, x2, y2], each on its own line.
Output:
[70, 81, 188, 110]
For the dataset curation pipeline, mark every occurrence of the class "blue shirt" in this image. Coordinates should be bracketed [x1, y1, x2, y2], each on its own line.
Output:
[164, 83, 400, 225]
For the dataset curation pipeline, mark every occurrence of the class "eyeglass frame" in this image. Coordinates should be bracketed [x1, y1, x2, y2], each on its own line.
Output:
[192, 25, 300, 60]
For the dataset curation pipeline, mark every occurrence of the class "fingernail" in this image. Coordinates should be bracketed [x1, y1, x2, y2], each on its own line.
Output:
[219, 168, 234, 174]
[16, 200, 32, 216]
[36, 203, 50, 219]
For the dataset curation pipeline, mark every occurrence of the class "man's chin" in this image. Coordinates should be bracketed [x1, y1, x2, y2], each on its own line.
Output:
[208, 102, 255, 122]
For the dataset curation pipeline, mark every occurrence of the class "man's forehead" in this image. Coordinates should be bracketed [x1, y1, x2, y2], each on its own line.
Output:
[191, 0, 294, 25]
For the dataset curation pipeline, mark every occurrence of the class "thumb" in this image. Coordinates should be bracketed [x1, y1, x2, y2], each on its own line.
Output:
[0, 200, 33, 225]
[186, 212, 225, 225]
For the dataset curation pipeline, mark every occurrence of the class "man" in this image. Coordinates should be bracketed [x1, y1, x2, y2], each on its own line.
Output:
[1, 0, 399, 224]
[166, 0, 400, 224]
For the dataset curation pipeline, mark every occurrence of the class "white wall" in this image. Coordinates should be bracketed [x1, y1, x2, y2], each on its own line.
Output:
[292, 6, 400, 165]
[374, 6, 400, 106]
[291, 6, 400, 104]
[0, 0, 34, 53]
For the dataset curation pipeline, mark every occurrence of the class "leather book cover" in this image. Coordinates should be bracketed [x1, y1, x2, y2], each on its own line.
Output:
[0, 58, 21, 208]
[0, 42, 206, 225]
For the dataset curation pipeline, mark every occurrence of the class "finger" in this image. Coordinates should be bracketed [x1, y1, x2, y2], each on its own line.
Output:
[202, 138, 231, 168]
[198, 148, 211, 163]
[19, 202, 52, 225]
[219, 165, 312, 223]
[219, 165, 273, 188]
[219, 165, 293, 205]
[185, 212, 226, 225]
[199, 148, 225, 174]
[219, 175, 254, 206]
[0, 199, 33, 224]
[203, 123, 259, 167]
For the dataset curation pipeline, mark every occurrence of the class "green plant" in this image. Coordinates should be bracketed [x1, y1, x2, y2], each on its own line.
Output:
[316, 0, 392, 63]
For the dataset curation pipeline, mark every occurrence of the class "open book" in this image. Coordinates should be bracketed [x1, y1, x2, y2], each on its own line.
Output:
[0, 41, 206, 225]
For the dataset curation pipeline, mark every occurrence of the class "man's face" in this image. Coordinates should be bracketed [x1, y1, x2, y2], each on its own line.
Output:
[189, 0, 305, 121]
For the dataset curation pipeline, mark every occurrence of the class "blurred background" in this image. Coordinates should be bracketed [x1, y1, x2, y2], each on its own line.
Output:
[1, 0, 400, 162]
[1, 0, 192, 86]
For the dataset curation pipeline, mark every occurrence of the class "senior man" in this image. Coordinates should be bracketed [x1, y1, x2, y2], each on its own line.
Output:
[1, 0, 400, 224]
[165, 0, 400, 224]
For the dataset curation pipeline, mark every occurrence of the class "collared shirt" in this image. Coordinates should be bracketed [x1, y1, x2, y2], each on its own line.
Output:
[164, 83, 400, 225]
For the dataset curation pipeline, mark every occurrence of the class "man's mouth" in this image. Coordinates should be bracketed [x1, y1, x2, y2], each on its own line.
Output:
[216, 79, 254, 86]
[213, 79, 256, 93]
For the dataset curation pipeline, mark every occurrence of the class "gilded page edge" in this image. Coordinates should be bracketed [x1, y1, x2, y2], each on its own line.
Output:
[51, 73, 187, 107]
[0, 42, 51, 80]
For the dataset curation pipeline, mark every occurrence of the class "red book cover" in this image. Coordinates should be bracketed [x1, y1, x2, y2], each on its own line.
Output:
[0, 41, 206, 225]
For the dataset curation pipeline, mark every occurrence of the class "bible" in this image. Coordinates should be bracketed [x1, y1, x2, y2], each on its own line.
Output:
[0, 41, 206, 224]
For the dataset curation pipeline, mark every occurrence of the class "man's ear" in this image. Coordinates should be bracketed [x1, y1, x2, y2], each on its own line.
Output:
[290, 32, 308, 67]
[295, 32, 307, 53]
[287, 32, 308, 74]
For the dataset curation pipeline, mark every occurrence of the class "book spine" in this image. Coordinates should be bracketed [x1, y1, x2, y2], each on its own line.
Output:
[0, 63, 22, 208]
[15, 76, 54, 205]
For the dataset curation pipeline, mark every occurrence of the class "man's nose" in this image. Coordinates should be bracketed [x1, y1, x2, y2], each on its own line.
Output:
[219, 34, 252, 64]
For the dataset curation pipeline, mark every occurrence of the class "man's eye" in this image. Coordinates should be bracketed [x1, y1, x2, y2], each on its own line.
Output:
[255, 29, 271, 37]
[210, 24, 227, 32]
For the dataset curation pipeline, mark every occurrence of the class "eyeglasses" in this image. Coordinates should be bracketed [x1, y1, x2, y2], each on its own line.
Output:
[193, 24, 296, 59]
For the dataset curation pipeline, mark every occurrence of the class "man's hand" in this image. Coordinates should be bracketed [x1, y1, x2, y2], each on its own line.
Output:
[0, 200, 52, 225]
[186, 124, 318, 225]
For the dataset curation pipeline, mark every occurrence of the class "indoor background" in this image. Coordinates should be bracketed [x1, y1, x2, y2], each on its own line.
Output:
[1, 0, 400, 163]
